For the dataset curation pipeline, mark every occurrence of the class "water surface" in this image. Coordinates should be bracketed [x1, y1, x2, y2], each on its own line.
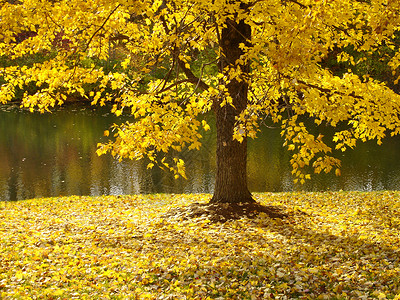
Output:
[1, 104, 400, 201]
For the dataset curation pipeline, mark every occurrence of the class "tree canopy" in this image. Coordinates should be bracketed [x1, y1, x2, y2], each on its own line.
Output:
[1, 0, 400, 203]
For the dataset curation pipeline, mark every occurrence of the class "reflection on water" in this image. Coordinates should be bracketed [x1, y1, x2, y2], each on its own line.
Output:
[1, 104, 400, 201]
[248, 125, 400, 192]
[0, 104, 216, 201]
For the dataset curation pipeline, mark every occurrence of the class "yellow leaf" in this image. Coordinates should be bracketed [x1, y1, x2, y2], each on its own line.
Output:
[15, 271, 24, 280]
[53, 289, 64, 296]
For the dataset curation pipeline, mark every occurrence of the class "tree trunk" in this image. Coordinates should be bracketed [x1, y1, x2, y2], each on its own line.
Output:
[211, 17, 253, 204]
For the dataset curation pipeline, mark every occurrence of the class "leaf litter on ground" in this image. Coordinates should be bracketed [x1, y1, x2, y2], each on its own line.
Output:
[0, 191, 399, 299]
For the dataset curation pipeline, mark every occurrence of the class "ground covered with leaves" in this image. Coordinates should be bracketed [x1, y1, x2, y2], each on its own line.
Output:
[1, 192, 400, 299]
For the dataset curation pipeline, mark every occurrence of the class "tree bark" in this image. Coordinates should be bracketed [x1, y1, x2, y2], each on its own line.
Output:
[211, 17, 253, 204]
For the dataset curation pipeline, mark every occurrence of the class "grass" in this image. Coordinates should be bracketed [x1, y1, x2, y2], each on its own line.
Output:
[1, 191, 400, 299]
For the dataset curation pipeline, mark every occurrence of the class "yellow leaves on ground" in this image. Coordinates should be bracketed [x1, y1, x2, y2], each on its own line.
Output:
[1, 192, 400, 299]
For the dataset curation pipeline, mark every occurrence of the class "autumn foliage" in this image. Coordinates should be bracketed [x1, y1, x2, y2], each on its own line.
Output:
[1, 192, 400, 298]
[1, 1, 400, 297]
[1, 0, 400, 189]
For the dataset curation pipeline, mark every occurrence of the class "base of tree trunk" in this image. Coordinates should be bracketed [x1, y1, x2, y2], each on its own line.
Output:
[163, 199, 286, 223]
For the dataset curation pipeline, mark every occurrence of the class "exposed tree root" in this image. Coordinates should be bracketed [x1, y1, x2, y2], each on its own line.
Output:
[163, 200, 287, 223]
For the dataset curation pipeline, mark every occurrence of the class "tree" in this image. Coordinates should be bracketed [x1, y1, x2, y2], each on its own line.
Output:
[1, 0, 400, 210]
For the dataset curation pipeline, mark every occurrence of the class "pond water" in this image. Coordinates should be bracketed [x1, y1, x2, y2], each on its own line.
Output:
[1, 103, 400, 201]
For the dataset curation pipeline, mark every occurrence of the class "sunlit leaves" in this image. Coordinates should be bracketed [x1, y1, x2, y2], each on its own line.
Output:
[1, 0, 400, 180]
[1, 192, 399, 298]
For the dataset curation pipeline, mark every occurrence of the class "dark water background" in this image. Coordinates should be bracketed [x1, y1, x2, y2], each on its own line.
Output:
[1, 103, 400, 201]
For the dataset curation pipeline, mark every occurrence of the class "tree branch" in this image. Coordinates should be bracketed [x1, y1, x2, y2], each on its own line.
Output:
[158, 79, 193, 93]
[83, 4, 121, 53]
[177, 60, 210, 91]
[286, 0, 310, 9]
[158, 10, 210, 92]
[293, 77, 364, 100]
